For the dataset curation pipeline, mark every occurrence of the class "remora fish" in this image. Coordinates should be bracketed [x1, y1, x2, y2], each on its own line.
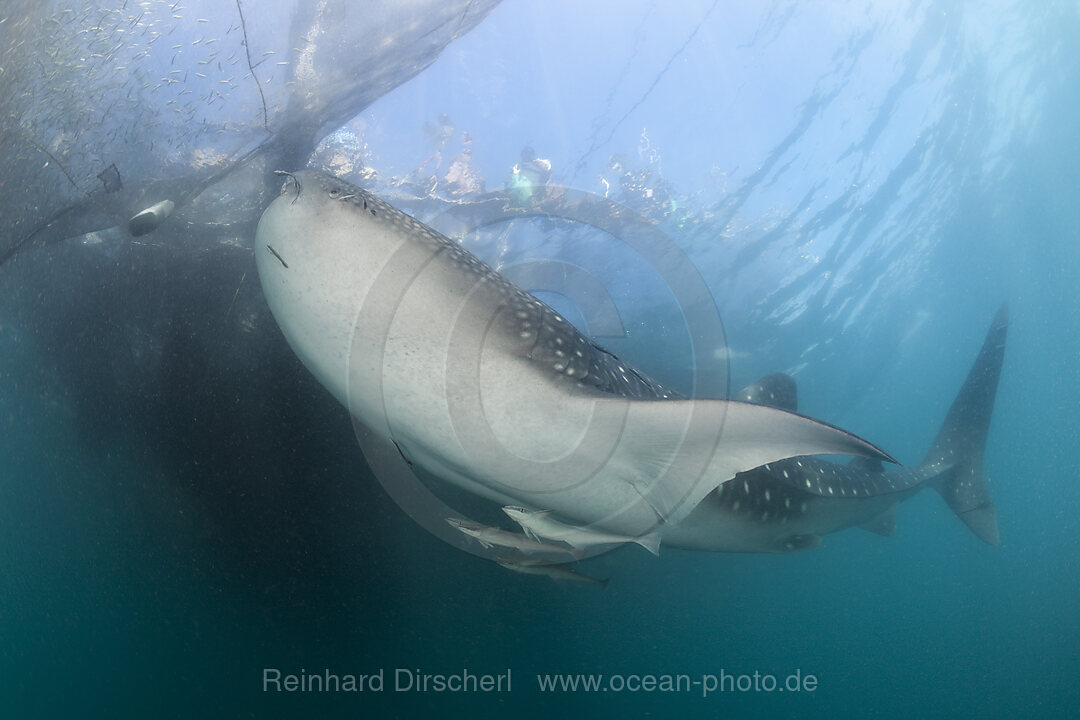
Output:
[446, 517, 583, 560]
[495, 558, 608, 588]
[502, 505, 662, 556]
[662, 304, 1009, 552]
[255, 170, 892, 540]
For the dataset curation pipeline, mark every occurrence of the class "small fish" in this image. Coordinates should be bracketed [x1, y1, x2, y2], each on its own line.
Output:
[502, 506, 661, 556]
[445, 518, 582, 560]
[495, 558, 608, 588]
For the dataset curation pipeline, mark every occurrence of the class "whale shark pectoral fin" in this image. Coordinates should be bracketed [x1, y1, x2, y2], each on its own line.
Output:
[634, 530, 662, 557]
[615, 398, 895, 527]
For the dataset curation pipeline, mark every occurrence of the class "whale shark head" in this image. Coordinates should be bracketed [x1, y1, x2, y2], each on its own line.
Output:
[257, 171, 679, 402]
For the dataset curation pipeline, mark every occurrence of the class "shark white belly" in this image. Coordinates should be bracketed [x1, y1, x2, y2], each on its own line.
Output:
[255, 170, 893, 540]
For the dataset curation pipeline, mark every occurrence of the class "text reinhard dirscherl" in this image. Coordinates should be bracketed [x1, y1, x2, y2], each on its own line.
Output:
[262, 668, 820, 698]
[263, 668, 511, 694]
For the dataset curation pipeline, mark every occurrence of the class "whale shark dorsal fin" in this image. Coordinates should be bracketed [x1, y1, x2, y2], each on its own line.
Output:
[735, 373, 798, 412]
[634, 530, 662, 557]
[849, 456, 884, 473]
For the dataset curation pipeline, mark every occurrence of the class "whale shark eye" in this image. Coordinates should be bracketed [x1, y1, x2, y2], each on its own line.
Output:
[327, 186, 358, 202]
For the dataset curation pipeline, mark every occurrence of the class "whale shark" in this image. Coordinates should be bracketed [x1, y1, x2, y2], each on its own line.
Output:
[663, 303, 1007, 552]
[255, 170, 898, 544]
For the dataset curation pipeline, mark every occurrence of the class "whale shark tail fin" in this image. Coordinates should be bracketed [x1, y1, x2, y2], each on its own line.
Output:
[921, 303, 1008, 546]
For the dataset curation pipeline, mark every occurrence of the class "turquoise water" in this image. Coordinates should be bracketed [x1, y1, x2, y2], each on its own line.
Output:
[1, 1, 1078, 717]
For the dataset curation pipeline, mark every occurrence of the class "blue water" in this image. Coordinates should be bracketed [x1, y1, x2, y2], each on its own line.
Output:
[2, 1, 1078, 717]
